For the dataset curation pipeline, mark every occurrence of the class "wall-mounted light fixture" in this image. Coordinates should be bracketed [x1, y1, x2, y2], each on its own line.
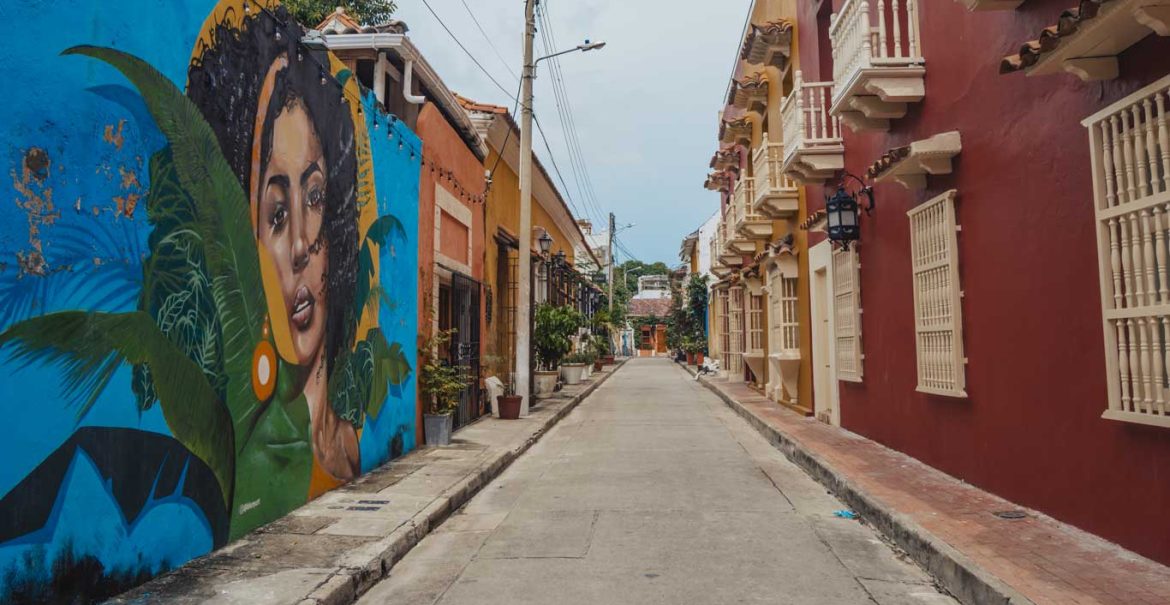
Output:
[538, 232, 554, 257]
[825, 172, 875, 250]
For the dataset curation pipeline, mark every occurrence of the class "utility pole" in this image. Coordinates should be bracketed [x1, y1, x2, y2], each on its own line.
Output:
[516, 0, 537, 417]
[608, 212, 615, 314]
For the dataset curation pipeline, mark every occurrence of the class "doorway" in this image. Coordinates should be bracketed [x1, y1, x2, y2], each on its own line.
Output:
[810, 241, 840, 427]
[449, 271, 482, 425]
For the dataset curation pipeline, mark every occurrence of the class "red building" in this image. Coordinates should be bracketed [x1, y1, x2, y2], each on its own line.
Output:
[793, 0, 1170, 564]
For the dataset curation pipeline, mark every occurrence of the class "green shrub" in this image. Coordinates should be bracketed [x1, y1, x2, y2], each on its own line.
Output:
[534, 303, 583, 369]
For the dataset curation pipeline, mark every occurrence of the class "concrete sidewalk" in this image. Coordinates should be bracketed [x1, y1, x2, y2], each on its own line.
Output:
[109, 361, 626, 605]
[692, 367, 1170, 605]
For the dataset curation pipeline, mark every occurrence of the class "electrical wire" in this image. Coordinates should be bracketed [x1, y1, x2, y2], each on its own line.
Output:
[420, 0, 518, 102]
[460, 0, 520, 83]
[533, 114, 588, 221]
[486, 76, 524, 189]
[536, 2, 608, 226]
[540, 3, 607, 226]
[536, 4, 594, 222]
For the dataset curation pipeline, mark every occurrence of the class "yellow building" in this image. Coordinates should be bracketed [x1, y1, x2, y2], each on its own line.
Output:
[703, 0, 814, 416]
[457, 96, 602, 389]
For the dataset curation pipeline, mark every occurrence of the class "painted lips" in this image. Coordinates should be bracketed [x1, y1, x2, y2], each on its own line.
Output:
[291, 285, 315, 330]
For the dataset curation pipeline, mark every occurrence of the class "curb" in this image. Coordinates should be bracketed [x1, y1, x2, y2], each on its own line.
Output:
[690, 369, 1033, 605]
[299, 359, 628, 605]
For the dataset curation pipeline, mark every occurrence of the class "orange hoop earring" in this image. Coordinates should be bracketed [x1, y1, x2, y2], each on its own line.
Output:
[252, 316, 277, 402]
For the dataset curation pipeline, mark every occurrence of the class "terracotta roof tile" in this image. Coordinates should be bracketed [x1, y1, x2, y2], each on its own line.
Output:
[867, 145, 912, 179]
[730, 72, 770, 111]
[627, 297, 672, 318]
[740, 19, 794, 68]
[316, 7, 408, 35]
[999, 0, 1112, 74]
[720, 115, 753, 145]
[455, 93, 508, 115]
[799, 210, 827, 231]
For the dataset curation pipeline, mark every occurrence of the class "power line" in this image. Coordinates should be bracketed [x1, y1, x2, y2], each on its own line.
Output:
[537, 2, 608, 226]
[420, 0, 517, 102]
[536, 7, 594, 223]
[534, 114, 588, 222]
[419, 0, 593, 228]
[459, 0, 520, 83]
[541, 4, 607, 225]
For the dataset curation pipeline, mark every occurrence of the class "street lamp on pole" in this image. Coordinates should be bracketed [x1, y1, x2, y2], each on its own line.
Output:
[516, 0, 605, 417]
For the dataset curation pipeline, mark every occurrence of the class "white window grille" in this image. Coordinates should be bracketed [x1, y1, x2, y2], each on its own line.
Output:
[728, 286, 746, 376]
[833, 248, 864, 381]
[907, 189, 966, 397]
[748, 294, 765, 352]
[769, 286, 783, 354]
[780, 277, 800, 351]
[719, 289, 731, 371]
[1083, 75, 1170, 428]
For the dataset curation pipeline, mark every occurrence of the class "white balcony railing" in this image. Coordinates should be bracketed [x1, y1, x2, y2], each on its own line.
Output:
[753, 138, 800, 217]
[829, 0, 925, 130]
[734, 178, 772, 240]
[780, 73, 845, 182]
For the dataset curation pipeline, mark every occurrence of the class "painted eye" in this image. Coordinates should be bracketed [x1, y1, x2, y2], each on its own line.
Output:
[271, 205, 288, 231]
[307, 187, 324, 210]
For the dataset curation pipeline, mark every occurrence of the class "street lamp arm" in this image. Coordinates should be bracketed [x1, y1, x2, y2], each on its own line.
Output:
[535, 40, 607, 65]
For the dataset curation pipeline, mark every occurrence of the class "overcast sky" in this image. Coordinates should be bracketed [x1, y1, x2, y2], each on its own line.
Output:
[393, 0, 747, 265]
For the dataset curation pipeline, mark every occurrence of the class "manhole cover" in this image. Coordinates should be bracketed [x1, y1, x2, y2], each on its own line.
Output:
[993, 510, 1028, 520]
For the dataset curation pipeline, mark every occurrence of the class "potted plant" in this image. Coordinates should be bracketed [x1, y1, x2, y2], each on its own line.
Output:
[579, 349, 595, 379]
[534, 303, 581, 397]
[591, 336, 607, 371]
[561, 351, 588, 385]
[418, 329, 470, 446]
[590, 309, 616, 365]
[481, 354, 521, 419]
[496, 381, 522, 420]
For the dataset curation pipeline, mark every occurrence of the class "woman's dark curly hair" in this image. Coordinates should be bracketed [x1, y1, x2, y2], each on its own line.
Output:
[186, 5, 360, 378]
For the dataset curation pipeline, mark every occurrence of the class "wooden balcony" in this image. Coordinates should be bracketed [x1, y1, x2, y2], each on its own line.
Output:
[780, 73, 845, 183]
[752, 138, 799, 218]
[829, 0, 926, 132]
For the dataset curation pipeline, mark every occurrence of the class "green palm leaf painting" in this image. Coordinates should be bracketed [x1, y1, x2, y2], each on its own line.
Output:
[63, 46, 266, 451]
[0, 311, 235, 507]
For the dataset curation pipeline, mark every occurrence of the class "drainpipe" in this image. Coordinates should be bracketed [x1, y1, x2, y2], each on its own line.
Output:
[402, 59, 426, 105]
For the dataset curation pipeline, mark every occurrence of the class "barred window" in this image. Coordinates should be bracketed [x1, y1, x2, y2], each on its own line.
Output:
[1083, 75, 1170, 428]
[833, 248, 863, 382]
[907, 189, 966, 397]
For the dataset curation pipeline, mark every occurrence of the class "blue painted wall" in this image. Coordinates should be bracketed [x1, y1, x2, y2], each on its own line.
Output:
[0, 1, 420, 601]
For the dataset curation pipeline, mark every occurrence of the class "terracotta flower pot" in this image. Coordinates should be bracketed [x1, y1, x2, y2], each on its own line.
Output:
[602, 355, 615, 365]
[686, 352, 696, 365]
[497, 395, 522, 420]
[696, 352, 704, 365]
[593, 361, 603, 372]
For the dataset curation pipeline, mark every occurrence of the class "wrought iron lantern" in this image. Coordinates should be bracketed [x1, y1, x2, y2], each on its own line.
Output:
[825, 173, 875, 250]
[538, 232, 553, 257]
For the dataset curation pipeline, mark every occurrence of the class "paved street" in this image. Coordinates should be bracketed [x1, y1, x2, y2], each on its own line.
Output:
[358, 358, 954, 605]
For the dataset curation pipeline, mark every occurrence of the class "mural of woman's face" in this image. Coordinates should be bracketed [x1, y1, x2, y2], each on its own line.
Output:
[257, 100, 329, 367]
